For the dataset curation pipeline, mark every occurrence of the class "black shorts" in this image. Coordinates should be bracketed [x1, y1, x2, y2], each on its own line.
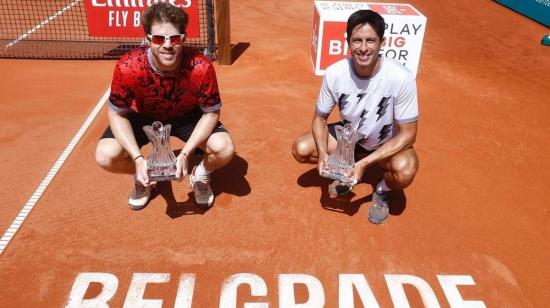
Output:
[328, 122, 373, 160]
[100, 106, 227, 148]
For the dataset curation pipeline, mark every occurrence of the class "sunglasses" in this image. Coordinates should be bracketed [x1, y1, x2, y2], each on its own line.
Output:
[147, 34, 186, 45]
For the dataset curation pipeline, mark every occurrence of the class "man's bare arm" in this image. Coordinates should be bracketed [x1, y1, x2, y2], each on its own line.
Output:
[181, 110, 220, 155]
[356, 121, 417, 169]
[311, 113, 330, 174]
[174, 110, 220, 179]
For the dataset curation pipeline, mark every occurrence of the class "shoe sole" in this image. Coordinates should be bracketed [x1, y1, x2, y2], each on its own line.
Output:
[129, 203, 148, 211]
[196, 202, 212, 209]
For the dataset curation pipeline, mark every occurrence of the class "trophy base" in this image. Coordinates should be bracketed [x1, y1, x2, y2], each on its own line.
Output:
[147, 173, 177, 182]
[320, 169, 355, 184]
[147, 161, 177, 182]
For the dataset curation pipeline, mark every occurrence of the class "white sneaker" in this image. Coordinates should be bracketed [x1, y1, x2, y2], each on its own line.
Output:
[189, 166, 214, 208]
[128, 179, 154, 210]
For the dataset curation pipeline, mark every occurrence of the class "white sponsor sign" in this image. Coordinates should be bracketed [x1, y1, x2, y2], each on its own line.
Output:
[311, 1, 427, 76]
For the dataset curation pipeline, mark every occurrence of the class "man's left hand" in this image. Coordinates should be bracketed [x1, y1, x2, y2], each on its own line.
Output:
[349, 161, 367, 184]
[175, 152, 189, 181]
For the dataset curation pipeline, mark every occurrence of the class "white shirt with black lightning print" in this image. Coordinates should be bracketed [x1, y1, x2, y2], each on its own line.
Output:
[316, 56, 418, 151]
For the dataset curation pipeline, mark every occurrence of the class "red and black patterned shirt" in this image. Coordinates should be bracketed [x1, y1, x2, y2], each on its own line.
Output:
[109, 46, 221, 121]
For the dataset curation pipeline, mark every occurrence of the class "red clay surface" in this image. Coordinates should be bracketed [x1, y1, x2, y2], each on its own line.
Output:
[1, 0, 549, 307]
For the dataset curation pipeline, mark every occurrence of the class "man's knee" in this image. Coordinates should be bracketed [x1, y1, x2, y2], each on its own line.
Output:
[220, 136, 235, 161]
[207, 133, 234, 161]
[392, 154, 418, 187]
[95, 144, 111, 169]
[95, 140, 128, 170]
[292, 138, 311, 163]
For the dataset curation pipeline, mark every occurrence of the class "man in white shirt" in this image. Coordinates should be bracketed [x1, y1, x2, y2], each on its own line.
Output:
[292, 10, 419, 224]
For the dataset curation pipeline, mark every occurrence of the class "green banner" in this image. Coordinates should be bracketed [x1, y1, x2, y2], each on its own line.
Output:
[494, 0, 550, 27]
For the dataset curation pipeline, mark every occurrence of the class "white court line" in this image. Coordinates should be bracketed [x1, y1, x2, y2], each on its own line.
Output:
[4, 0, 83, 48]
[0, 88, 110, 255]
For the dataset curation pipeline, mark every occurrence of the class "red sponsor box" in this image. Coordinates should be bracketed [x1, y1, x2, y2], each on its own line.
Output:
[84, 0, 200, 38]
[311, 1, 427, 76]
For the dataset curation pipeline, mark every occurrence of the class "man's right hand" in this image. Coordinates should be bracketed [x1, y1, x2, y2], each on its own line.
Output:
[134, 156, 155, 187]
[174, 152, 189, 181]
[317, 153, 329, 176]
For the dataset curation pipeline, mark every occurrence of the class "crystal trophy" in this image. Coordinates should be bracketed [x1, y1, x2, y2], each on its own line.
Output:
[320, 123, 358, 184]
[143, 121, 177, 181]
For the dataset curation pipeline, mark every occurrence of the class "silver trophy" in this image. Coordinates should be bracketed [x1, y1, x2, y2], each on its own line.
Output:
[143, 121, 177, 181]
[321, 123, 358, 184]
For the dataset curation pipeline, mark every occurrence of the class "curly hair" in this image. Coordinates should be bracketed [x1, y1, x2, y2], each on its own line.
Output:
[141, 2, 189, 35]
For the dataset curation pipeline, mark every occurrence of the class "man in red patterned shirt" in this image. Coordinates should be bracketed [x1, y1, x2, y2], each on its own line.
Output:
[95, 3, 234, 210]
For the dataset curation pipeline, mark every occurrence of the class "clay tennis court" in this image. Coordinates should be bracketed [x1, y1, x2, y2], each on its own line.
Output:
[1, 0, 549, 306]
